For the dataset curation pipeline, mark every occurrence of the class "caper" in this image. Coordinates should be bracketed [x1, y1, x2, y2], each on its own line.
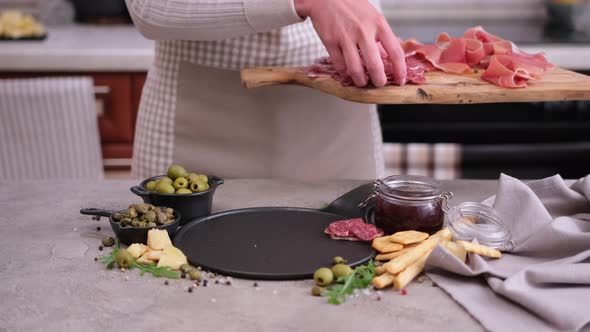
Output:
[167, 165, 188, 180]
[179, 264, 193, 273]
[189, 270, 202, 281]
[155, 182, 175, 194]
[165, 208, 174, 215]
[148, 204, 156, 210]
[173, 177, 189, 190]
[139, 214, 146, 221]
[145, 181, 157, 192]
[120, 218, 131, 225]
[332, 256, 347, 265]
[145, 210, 157, 223]
[115, 249, 135, 269]
[163, 218, 173, 225]
[131, 220, 141, 227]
[127, 207, 138, 218]
[138, 222, 147, 228]
[157, 212, 167, 224]
[101, 236, 115, 247]
[313, 267, 333, 286]
[112, 213, 124, 222]
[146, 222, 157, 228]
[331, 264, 353, 279]
[189, 180, 209, 193]
[136, 204, 149, 214]
[311, 285, 324, 296]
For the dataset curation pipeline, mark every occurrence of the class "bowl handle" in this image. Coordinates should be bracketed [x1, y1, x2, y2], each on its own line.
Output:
[210, 176, 224, 186]
[131, 185, 151, 197]
[80, 208, 116, 218]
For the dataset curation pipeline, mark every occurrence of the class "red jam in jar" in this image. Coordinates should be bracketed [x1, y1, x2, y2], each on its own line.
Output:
[373, 175, 448, 235]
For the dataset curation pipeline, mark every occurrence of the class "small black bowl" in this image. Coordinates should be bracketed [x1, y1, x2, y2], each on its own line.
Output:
[80, 207, 180, 245]
[130, 175, 224, 225]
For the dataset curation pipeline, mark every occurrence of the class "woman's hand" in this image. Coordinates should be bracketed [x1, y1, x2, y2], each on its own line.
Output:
[295, 0, 406, 87]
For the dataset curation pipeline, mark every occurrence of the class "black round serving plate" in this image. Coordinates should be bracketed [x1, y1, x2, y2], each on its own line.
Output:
[173, 207, 376, 280]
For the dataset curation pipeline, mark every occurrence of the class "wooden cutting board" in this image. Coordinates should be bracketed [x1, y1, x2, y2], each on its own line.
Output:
[240, 67, 590, 104]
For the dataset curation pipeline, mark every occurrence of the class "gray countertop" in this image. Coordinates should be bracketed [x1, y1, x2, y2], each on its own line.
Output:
[0, 25, 589, 72]
[0, 179, 499, 332]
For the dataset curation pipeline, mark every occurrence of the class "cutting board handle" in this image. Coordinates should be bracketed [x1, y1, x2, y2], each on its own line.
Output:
[240, 67, 300, 89]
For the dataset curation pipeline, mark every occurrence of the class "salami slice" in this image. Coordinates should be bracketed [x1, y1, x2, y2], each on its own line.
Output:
[324, 218, 384, 242]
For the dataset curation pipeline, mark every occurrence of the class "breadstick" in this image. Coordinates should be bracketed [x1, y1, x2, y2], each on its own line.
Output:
[384, 228, 452, 275]
[375, 265, 386, 275]
[456, 240, 502, 258]
[393, 250, 432, 290]
[375, 247, 412, 261]
[372, 273, 396, 289]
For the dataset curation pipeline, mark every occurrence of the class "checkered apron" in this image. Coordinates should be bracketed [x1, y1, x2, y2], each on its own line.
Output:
[131, 20, 385, 180]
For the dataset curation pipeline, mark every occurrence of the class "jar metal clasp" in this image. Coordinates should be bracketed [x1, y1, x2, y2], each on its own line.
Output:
[440, 191, 454, 214]
[358, 179, 384, 209]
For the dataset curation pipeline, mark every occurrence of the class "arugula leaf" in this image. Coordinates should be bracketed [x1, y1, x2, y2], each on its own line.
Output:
[322, 260, 376, 305]
[131, 261, 179, 279]
[97, 239, 178, 279]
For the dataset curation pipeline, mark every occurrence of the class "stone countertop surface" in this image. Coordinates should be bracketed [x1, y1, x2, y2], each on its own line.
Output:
[0, 178, 500, 332]
[1, 25, 590, 72]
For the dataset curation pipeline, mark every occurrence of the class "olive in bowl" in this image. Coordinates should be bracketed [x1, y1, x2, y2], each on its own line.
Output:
[130, 174, 223, 225]
[80, 204, 180, 245]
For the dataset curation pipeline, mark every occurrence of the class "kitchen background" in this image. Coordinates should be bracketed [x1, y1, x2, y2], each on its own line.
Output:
[1, 0, 589, 180]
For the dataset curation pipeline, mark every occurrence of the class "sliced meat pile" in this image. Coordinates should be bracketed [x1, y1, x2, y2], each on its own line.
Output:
[306, 26, 554, 88]
[324, 218, 384, 242]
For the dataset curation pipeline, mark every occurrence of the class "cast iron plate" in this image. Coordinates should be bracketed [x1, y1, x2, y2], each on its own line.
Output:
[173, 207, 375, 280]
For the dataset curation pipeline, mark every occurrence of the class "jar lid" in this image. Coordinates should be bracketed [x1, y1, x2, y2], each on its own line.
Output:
[378, 175, 442, 201]
[446, 202, 513, 251]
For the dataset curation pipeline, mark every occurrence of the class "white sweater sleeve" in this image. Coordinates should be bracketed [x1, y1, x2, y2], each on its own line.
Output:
[125, 0, 305, 41]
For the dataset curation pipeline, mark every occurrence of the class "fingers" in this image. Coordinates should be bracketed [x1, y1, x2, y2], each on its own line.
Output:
[341, 41, 367, 87]
[379, 26, 407, 85]
[358, 36, 387, 87]
[325, 44, 346, 74]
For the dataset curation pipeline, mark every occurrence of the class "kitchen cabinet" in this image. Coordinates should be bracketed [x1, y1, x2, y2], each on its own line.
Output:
[0, 71, 147, 170]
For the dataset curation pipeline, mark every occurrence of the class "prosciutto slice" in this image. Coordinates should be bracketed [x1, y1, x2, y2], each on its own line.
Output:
[305, 26, 554, 89]
[324, 218, 384, 242]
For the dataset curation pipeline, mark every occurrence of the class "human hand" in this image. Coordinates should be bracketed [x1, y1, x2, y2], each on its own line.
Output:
[295, 0, 407, 87]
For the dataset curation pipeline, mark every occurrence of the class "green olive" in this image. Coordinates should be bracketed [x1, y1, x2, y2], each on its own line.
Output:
[313, 267, 333, 286]
[145, 181, 157, 191]
[186, 173, 200, 183]
[332, 256, 347, 265]
[115, 249, 135, 269]
[189, 180, 210, 193]
[155, 182, 175, 194]
[176, 188, 192, 194]
[167, 165, 187, 180]
[331, 264, 353, 279]
[158, 177, 174, 185]
[189, 270, 202, 281]
[173, 177, 189, 190]
[311, 285, 324, 296]
[197, 174, 209, 183]
[179, 264, 193, 273]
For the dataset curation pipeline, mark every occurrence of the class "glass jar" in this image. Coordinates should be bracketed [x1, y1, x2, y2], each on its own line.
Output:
[370, 175, 452, 235]
[446, 202, 513, 251]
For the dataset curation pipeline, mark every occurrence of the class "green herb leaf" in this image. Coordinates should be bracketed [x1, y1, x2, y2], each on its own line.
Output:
[319, 202, 329, 209]
[322, 260, 375, 305]
[130, 261, 179, 279]
[97, 239, 178, 279]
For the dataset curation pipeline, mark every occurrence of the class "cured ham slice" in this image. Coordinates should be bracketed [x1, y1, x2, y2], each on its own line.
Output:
[324, 218, 384, 242]
[305, 26, 554, 88]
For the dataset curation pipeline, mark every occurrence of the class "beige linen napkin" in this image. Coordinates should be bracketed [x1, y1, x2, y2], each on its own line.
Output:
[427, 174, 590, 332]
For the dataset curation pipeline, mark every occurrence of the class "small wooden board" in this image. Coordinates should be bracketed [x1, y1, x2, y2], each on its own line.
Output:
[240, 67, 590, 104]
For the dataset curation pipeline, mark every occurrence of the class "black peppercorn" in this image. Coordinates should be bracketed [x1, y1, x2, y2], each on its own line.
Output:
[181, 273, 186, 279]
[432, 281, 438, 287]
[215, 280, 219, 284]
[253, 282, 258, 287]
[96, 226, 101, 231]
[225, 281, 231, 286]
[164, 280, 169, 285]
[98, 246, 103, 251]
[188, 287, 193, 293]
[203, 280, 208, 287]
[94, 257, 98, 261]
